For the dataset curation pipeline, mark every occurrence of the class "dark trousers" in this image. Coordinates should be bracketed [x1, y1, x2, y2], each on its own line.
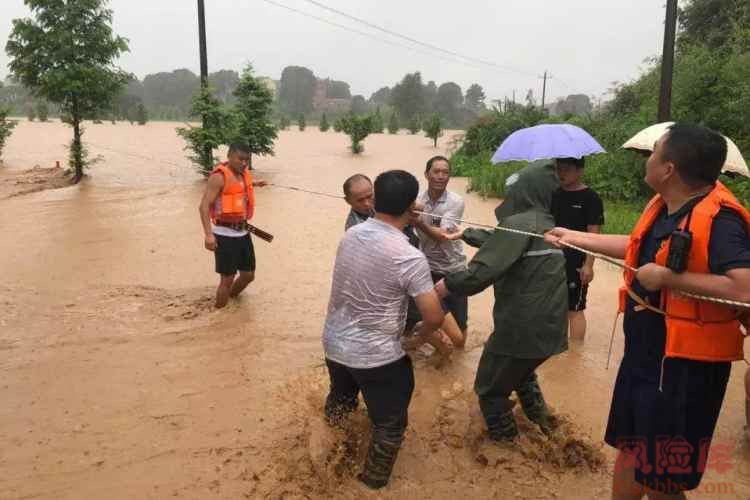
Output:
[324, 356, 414, 488]
[474, 349, 549, 424]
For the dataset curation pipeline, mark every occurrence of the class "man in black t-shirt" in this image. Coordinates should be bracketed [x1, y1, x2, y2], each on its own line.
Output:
[551, 157, 604, 340]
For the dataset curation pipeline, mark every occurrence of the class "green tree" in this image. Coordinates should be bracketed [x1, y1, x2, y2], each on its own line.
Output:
[369, 86, 391, 106]
[279, 115, 290, 130]
[333, 117, 344, 133]
[370, 108, 384, 133]
[319, 113, 330, 132]
[36, 100, 49, 121]
[279, 66, 316, 116]
[342, 114, 373, 154]
[0, 106, 18, 161]
[390, 72, 426, 122]
[298, 113, 306, 131]
[7, 0, 130, 182]
[387, 112, 399, 134]
[423, 113, 443, 147]
[230, 65, 277, 169]
[350, 95, 368, 115]
[26, 103, 36, 121]
[435, 82, 463, 126]
[465, 84, 486, 113]
[407, 115, 421, 134]
[326, 80, 351, 99]
[136, 103, 147, 125]
[177, 86, 233, 176]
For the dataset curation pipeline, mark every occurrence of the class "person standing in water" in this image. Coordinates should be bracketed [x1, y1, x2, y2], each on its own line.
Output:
[199, 143, 268, 308]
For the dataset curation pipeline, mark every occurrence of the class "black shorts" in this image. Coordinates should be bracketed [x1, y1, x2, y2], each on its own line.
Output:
[565, 259, 587, 312]
[604, 357, 731, 492]
[431, 272, 468, 331]
[214, 233, 255, 275]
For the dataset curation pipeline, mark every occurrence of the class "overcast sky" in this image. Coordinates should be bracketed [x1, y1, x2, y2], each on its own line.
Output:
[1, 0, 667, 104]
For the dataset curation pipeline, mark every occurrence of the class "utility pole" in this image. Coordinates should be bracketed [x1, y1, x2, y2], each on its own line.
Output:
[196, 0, 212, 168]
[657, 0, 678, 122]
[539, 71, 551, 111]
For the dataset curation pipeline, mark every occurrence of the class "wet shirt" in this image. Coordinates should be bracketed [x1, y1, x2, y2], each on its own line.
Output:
[624, 198, 750, 372]
[323, 218, 434, 369]
[416, 190, 467, 274]
[551, 187, 604, 267]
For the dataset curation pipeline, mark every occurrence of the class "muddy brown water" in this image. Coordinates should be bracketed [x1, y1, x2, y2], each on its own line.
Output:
[0, 121, 748, 499]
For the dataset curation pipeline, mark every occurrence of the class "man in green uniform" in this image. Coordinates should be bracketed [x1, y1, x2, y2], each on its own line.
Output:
[435, 162, 568, 440]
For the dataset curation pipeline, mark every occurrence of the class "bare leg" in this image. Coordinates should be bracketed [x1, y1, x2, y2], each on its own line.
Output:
[215, 274, 235, 308]
[230, 271, 255, 297]
[612, 451, 645, 500]
[568, 311, 587, 341]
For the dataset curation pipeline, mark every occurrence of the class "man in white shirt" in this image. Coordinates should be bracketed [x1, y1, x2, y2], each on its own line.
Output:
[323, 170, 444, 489]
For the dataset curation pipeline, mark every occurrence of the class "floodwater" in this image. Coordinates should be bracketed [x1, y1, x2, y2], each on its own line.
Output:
[0, 121, 748, 499]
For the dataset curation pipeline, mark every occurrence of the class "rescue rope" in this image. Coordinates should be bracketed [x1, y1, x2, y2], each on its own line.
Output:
[272, 183, 750, 310]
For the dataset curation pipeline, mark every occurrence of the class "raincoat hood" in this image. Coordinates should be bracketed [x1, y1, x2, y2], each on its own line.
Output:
[494, 161, 559, 222]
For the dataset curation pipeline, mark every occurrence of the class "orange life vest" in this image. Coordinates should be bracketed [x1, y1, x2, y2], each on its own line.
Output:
[620, 181, 750, 362]
[209, 163, 255, 223]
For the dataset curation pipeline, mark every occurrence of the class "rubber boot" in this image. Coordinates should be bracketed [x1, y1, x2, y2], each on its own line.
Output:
[479, 398, 518, 441]
[357, 427, 404, 489]
[516, 372, 552, 434]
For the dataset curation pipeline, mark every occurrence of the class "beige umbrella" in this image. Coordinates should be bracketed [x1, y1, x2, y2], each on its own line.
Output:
[622, 122, 749, 177]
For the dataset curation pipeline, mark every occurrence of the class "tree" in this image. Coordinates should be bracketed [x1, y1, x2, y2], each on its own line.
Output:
[36, 100, 49, 122]
[279, 115, 290, 130]
[407, 115, 421, 134]
[136, 103, 148, 125]
[369, 86, 391, 105]
[279, 66, 316, 116]
[26, 103, 36, 121]
[142, 69, 199, 118]
[333, 117, 344, 133]
[326, 80, 351, 99]
[7, 0, 130, 182]
[435, 82, 463, 126]
[319, 113, 330, 132]
[423, 80, 438, 114]
[387, 112, 399, 134]
[370, 108, 384, 133]
[465, 84, 486, 113]
[177, 86, 233, 176]
[423, 113, 443, 147]
[298, 113, 306, 131]
[350, 95, 368, 115]
[230, 65, 277, 169]
[0, 105, 18, 161]
[341, 114, 373, 154]
[390, 72, 426, 122]
[208, 69, 240, 104]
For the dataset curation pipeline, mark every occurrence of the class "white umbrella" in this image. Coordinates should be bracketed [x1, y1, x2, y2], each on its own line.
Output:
[622, 122, 749, 177]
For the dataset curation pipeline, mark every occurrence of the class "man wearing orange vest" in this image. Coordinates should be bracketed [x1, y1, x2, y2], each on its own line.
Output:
[546, 124, 750, 498]
[199, 143, 268, 308]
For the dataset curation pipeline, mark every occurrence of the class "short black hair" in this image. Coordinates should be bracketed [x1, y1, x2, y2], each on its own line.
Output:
[374, 170, 419, 216]
[556, 157, 585, 168]
[661, 123, 727, 187]
[228, 143, 251, 155]
[342, 173, 372, 199]
[425, 155, 451, 173]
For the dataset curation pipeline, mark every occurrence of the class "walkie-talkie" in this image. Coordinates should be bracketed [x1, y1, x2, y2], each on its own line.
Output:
[665, 209, 694, 274]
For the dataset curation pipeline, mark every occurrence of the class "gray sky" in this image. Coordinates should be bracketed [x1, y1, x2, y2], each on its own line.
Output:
[1, 0, 667, 103]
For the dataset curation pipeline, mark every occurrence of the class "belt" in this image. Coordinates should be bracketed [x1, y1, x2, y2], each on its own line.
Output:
[215, 220, 248, 231]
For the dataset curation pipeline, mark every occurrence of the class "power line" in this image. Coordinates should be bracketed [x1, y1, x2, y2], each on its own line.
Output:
[258, 0, 488, 72]
[298, 0, 538, 78]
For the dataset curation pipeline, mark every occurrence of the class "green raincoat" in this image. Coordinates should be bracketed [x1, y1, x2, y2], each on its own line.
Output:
[445, 162, 568, 359]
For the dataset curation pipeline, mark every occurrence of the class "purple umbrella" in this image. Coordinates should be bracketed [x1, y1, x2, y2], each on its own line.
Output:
[491, 124, 606, 163]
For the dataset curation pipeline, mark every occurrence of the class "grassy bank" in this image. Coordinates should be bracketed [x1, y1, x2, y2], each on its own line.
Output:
[452, 150, 643, 235]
